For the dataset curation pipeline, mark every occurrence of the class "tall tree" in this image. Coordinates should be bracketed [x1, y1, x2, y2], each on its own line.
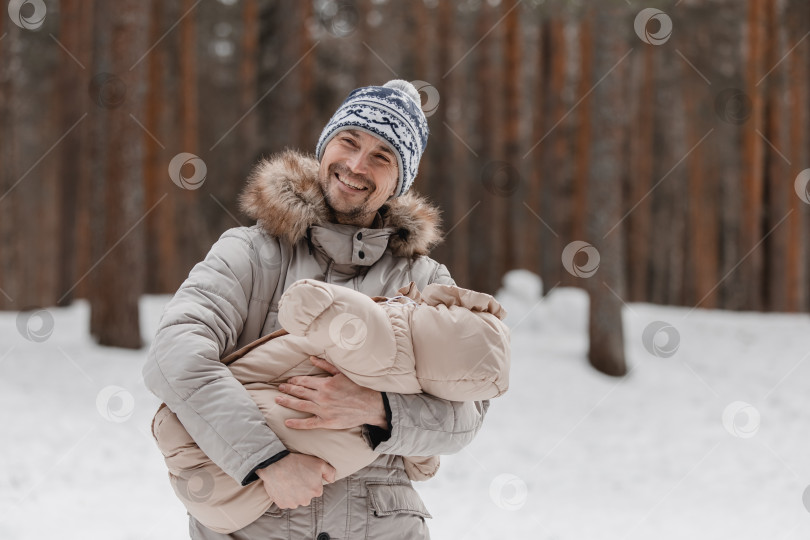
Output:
[467, 0, 501, 294]
[88, 0, 149, 348]
[540, 16, 570, 288]
[709, 0, 747, 310]
[0, 7, 19, 310]
[0, 0, 60, 309]
[500, 0, 521, 283]
[55, 0, 86, 307]
[626, 42, 655, 303]
[585, 3, 629, 376]
[786, 0, 810, 312]
[762, 0, 791, 312]
[739, 0, 768, 310]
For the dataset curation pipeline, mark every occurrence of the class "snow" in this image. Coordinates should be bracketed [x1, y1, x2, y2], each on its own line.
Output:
[2, 272, 809, 539]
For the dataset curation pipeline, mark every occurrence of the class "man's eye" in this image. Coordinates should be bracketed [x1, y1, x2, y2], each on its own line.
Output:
[342, 137, 357, 147]
[376, 154, 389, 163]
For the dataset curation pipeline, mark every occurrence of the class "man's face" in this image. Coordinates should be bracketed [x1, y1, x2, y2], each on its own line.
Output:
[318, 129, 399, 227]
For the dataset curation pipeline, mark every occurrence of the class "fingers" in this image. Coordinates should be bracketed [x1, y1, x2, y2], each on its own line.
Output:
[286, 374, 327, 390]
[322, 463, 337, 484]
[278, 382, 314, 399]
[309, 355, 341, 375]
[275, 394, 318, 415]
[285, 416, 325, 430]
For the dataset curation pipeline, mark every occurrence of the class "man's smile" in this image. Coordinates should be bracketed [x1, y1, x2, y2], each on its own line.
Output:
[335, 171, 368, 192]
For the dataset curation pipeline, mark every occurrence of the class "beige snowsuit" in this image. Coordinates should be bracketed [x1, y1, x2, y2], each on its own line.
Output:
[151, 278, 510, 534]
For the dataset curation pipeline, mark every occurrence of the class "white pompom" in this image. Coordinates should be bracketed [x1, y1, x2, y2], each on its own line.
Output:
[383, 79, 422, 107]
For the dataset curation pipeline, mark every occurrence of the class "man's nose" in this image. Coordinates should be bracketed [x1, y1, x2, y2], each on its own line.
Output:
[345, 151, 368, 175]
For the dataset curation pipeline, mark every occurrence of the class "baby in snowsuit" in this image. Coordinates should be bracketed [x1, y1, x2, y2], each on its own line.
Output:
[151, 278, 511, 534]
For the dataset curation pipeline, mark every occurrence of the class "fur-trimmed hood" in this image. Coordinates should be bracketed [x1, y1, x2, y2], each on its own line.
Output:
[238, 149, 444, 259]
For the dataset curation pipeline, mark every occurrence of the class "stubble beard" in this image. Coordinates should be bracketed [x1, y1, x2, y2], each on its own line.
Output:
[320, 164, 374, 226]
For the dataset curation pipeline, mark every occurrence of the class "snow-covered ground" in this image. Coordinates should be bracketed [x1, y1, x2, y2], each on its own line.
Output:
[1, 271, 809, 539]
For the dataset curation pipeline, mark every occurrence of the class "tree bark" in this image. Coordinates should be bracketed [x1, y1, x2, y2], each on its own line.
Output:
[89, 0, 149, 348]
[586, 4, 629, 377]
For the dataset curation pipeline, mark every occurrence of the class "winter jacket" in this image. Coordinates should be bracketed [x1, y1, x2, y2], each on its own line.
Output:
[142, 149, 493, 539]
[151, 278, 511, 534]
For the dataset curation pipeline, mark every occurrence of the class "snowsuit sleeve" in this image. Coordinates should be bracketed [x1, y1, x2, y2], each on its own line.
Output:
[141, 228, 288, 485]
[364, 262, 492, 456]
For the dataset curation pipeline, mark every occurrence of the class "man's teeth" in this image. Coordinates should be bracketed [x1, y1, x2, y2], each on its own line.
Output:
[337, 173, 366, 190]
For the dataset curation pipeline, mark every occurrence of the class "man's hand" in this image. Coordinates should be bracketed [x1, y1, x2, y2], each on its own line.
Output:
[256, 453, 336, 509]
[276, 356, 388, 430]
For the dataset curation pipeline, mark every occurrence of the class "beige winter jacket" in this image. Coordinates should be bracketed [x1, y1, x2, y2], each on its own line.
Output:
[152, 278, 510, 533]
[142, 150, 494, 539]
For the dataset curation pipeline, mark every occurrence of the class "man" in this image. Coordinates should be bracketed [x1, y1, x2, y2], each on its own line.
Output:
[143, 80, 489, 539]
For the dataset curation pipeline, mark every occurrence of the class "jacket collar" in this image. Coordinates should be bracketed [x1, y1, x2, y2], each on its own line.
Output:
[238, 149, 444, 259]
[309, 220, 392, 267]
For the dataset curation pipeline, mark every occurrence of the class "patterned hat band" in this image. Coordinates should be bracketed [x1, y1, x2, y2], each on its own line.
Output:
[316, 80, 429, 198]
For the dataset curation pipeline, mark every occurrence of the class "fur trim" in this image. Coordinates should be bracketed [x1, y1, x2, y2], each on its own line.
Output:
[238, 149, 444, 258]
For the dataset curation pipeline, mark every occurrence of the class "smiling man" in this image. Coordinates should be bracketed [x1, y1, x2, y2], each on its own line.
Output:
[318, 128, 399, 226]
[143, 80, 490, 540]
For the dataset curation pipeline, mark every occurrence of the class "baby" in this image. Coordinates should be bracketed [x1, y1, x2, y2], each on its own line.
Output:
[151, 278, 511, 534]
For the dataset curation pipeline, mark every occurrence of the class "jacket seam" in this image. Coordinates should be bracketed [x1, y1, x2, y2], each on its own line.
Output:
[220, 229, 254, 249]
[184, 283, 242, 306]
[427, 261, 440, 284]
[148, 358, 255, 466]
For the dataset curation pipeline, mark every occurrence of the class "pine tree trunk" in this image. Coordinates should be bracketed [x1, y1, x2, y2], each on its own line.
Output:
[586, 4, 629, 377]
[89, 0, 149, 348]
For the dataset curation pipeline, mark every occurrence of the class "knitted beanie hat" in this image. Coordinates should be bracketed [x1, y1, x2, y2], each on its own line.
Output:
[315, 79, 429, 198]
